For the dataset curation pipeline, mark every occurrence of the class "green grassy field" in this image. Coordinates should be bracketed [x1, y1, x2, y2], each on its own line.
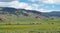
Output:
[0, 17, 60, 33]
[0, 25, 60, 33]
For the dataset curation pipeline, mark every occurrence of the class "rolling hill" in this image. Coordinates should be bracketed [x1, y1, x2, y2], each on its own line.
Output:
[0, 7, 60, 22]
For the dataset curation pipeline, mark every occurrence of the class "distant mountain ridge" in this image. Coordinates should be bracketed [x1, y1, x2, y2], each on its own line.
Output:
[44, 11, 60, 17]
[0, 7, 60, 20]
[0, 7, 43, 17]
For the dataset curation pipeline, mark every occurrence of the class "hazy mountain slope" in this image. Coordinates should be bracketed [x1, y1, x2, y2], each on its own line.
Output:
[44, 11, 60, 17]
[0, 7, 48, 21]
[0, 7, 60, 22]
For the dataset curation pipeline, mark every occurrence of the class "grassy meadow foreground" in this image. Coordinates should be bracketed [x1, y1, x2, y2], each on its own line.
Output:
[0, 17, 60, 33]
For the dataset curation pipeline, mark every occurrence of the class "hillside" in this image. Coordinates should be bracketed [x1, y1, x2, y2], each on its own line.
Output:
[0, 7, 49, 21]
[43, 11, 60, 17]
[0, 7, 60, 22]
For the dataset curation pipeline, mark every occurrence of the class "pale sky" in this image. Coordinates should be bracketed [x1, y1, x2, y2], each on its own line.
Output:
[0, 0, 60, 12]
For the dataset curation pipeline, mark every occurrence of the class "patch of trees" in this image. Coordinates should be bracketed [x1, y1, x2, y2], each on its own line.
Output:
[48, 23, 54, 25]
[30, 23, 42, 25]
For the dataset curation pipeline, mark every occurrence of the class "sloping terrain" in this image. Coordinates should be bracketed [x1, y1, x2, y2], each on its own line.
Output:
[0, 7, 49, 22]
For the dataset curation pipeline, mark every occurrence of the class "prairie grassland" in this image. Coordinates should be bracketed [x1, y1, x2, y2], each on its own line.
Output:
[0, 17, 60, 33]
[0, 25, 60, 33]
